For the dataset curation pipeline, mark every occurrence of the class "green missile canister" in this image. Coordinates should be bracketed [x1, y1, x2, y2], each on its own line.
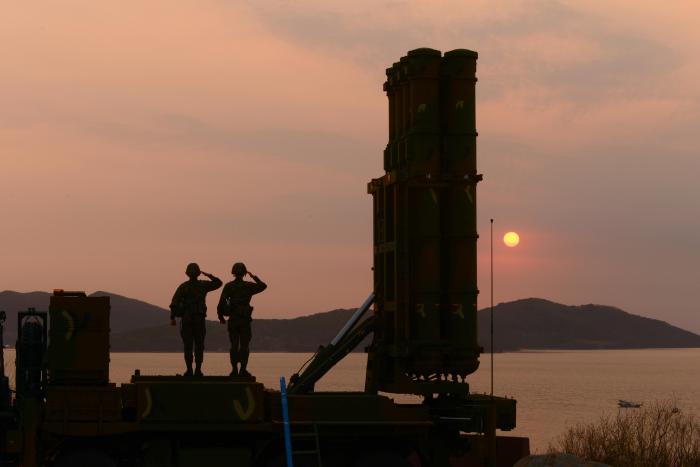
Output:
[383, 70, 393, 171]
[441, 49, 478, 175]
[406, 48, 442, 133]
[384, 63, 400, 171]
[407, 185, 442, 376]
[396, 57, 409, 168]
[404, 48, 442, 176]
[441, 49, 481, 378]
[443, 181, 481, 378]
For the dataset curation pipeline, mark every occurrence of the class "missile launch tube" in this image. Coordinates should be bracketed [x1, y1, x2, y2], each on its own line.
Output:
[330, 293, 375, 346]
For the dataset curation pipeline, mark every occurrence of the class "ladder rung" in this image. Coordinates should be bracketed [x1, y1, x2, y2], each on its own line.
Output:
[290, 422, 322, 467]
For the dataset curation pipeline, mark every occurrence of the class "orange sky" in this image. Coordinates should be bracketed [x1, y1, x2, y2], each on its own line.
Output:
[2, 1, 699, 332]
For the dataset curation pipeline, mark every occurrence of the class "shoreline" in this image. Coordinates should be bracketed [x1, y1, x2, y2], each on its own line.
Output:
[103, 346, 700, 353]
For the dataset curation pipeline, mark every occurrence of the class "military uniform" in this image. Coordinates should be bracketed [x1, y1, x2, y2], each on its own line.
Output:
[170, 271, 222, 376]
[217, 273, 266, 376]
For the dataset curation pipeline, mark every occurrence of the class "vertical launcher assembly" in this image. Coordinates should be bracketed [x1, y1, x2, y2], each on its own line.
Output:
[366, 48, 483, 395]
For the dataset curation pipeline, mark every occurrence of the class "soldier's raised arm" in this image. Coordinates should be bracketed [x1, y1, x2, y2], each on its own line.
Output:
[200, 272, 223, 291]
[247, 272, 267, 294]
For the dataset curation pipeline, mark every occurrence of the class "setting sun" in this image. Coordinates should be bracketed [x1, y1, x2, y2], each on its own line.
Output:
[504, 231, 520, 247]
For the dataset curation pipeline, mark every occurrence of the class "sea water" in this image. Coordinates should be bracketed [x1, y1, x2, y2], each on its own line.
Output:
[6, 349, 700, 452]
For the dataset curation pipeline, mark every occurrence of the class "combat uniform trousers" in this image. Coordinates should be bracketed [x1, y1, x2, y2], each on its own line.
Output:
[228, 318, 252, 371]
[180, 314, 207, 370]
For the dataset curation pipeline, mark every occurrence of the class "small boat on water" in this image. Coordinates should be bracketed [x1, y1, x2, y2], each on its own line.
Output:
[618, 399, 642, 408]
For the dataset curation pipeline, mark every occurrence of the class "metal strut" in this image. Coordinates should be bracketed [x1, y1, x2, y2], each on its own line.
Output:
[288, 294, 375, 394]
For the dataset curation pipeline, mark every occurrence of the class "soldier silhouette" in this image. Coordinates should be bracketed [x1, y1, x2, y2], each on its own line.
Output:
[170, 263, 222, 377]
[217, 262, 267, 377]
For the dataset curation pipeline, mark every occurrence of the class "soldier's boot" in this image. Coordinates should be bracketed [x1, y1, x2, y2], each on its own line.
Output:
[229, 350, 239, 377]
[184, 352, 194, 377]
[193, 338, 205, 376]
[239, 351, 252, 378]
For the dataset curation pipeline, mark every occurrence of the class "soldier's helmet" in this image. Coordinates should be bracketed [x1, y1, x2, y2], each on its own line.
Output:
[186, 262, 201, 278]
[232, 262, 247, 277]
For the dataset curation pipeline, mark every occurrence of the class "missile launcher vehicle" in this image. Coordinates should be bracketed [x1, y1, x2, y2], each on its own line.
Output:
[0, 49, 529, 467]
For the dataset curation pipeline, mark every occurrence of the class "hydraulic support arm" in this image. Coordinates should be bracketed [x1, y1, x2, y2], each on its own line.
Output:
[287, 294, 375, 394]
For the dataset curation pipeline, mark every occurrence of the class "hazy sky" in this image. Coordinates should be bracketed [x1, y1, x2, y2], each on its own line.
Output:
[2, 1, 699, 332]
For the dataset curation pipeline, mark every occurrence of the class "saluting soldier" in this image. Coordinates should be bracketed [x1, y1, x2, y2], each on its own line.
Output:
[170, 263, 222, 377]
[217, 262, 267, 377]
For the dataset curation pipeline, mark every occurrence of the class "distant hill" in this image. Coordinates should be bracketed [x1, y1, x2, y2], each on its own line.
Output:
[0, 290, 354, 351]
[0, 290, 168, 342]
[2, 291, 699, 352]
[478, 298, 700, 351]
[90, 291, 171, 332]
[110, 309, 356, 352]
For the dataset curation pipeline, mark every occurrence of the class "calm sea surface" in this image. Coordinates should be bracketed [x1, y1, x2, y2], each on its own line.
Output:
[6, 349, 700, 452]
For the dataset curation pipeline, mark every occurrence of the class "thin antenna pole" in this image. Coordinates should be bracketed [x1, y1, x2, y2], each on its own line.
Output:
[486, 218, 497, 467]
[490, 218, 494, 398]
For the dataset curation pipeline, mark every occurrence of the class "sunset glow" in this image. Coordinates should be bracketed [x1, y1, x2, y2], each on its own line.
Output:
[1, 1, 699, 333]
